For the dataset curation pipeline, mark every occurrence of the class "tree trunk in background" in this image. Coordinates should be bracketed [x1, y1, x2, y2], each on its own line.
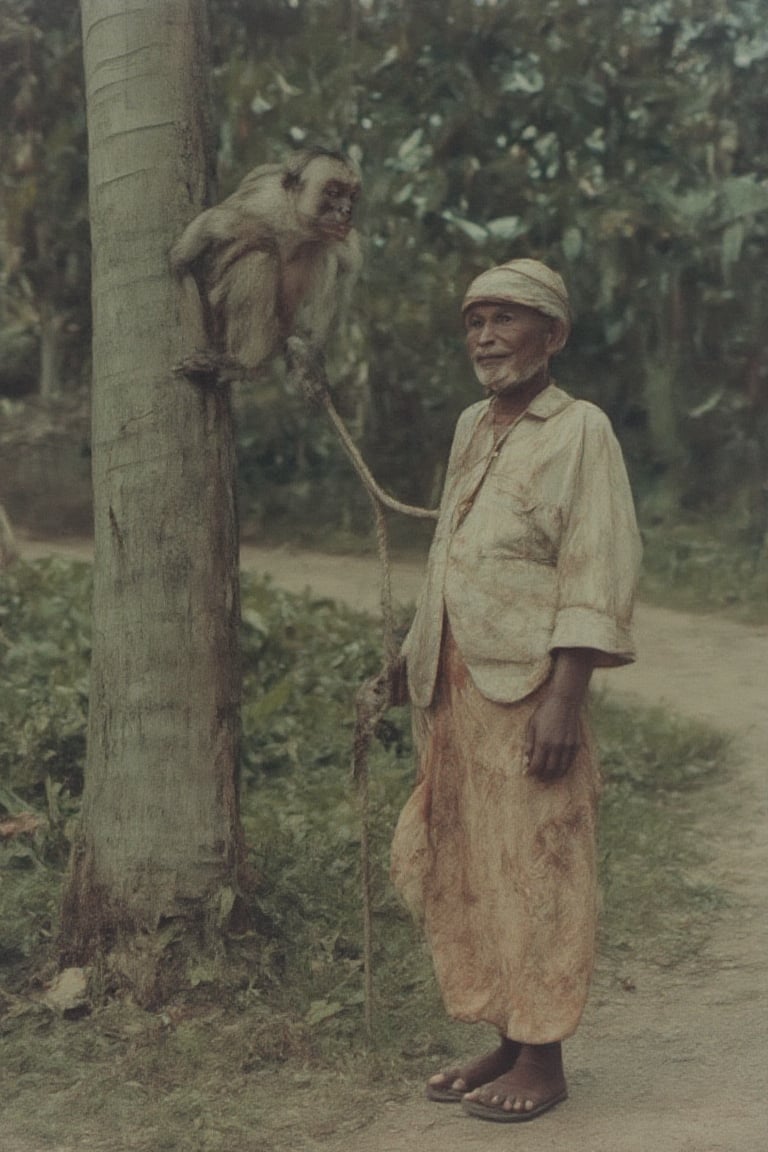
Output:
[0, 502, 19, 568]
[60, 0, 245, 1006]
[635, 266, 686, 517]
[642, 268, 683, 471]
[38, 299, 61, 399]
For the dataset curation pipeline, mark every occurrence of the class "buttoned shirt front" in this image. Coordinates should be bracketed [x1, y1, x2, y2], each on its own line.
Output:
[404, 383, 642, 708]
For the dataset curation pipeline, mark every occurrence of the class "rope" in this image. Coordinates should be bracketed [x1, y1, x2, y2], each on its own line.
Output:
[286, 338, 438, 522]
[286, 336, 434, 1039]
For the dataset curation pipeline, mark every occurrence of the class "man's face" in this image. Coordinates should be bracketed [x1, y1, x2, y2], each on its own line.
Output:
[464, 301, 556, 394]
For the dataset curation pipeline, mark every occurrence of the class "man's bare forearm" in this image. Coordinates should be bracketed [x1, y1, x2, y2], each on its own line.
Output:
[548, 647, 597, 704]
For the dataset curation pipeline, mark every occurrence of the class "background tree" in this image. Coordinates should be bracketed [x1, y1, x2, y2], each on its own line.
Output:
[0, 501, 19, 567]
[202, 0, 768, 550]
[59, 0, 245, 1004]
[2, 0, 767, 561]
[0, 0, 89, 397]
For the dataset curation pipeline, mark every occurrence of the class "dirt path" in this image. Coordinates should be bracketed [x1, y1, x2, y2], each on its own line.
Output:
[18, 539, 768, 1151]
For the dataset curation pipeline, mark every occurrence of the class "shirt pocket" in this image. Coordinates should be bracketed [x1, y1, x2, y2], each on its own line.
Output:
[481, 477, 561, 564]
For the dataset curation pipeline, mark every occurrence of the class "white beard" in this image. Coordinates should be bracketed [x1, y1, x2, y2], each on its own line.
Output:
[473, 347, 550, 394]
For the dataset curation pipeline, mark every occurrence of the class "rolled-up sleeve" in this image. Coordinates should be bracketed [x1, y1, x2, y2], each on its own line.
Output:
[549, 408, 642, 666]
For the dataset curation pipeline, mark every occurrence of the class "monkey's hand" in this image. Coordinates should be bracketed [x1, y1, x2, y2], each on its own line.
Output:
[285, 336, 330, 409]
[173, 350, 242, 390]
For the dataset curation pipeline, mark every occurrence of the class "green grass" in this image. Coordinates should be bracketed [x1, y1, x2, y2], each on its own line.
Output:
[639, 519, 768, 622]
[0, 557, 732, 1150]
[595, 693, 728, 966]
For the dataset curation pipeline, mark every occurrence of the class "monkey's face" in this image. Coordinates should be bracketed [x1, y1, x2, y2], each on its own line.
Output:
[316, 179, 360, 239]
[299, 158, 361, 241]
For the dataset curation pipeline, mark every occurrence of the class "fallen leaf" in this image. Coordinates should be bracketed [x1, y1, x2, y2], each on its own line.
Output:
[43, 967, 91, 1014]
[0, 812, 44, 840]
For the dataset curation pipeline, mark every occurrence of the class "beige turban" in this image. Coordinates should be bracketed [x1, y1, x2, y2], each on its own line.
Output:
[461, 259, 572, 343]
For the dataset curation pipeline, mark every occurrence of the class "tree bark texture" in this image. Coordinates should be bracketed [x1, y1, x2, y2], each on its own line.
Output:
[61, 0, 244, 1003]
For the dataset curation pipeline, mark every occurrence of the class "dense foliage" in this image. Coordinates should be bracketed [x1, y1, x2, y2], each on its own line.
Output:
[0, 0, 89, 397]
[1, 558, 726, 995]
[2, 0, 767, 547]
[0, 559, 728, 1152]
[0, 550, 729, 1134]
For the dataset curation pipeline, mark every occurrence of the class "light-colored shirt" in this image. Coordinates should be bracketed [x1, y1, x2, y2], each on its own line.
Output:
[404, 383, 642, 707]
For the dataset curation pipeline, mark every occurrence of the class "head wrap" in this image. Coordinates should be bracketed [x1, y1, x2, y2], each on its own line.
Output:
[461, 259, 571, 344]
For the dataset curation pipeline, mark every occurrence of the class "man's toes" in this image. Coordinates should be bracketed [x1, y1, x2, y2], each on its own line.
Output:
[466, 1087, 492, 1104]
[499, 1095, 533, 1113]
[428, 1071, 456, 1088]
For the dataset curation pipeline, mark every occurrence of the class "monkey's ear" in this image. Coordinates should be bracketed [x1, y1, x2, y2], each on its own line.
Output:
[281, 150, 310, 190]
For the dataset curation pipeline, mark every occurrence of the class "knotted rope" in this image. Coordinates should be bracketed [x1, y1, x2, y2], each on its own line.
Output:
[286, 336, 437, 1038]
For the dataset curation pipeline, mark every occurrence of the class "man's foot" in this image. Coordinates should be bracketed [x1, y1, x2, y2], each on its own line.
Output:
[461, 1041, 567, 1122]
[426, 1039, 521, 1103]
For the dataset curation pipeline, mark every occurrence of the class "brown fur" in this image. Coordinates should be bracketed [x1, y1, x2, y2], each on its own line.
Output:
[170, 149, 362, 372]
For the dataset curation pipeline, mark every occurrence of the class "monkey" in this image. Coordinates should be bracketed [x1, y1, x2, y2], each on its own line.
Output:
[170, 147, 362, 380]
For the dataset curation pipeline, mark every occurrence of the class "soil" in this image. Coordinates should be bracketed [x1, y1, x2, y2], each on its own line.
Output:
[12, 538, 768, 1151]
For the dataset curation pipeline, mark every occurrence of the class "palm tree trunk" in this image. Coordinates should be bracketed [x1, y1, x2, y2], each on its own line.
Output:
[60, 0, 245, 1006]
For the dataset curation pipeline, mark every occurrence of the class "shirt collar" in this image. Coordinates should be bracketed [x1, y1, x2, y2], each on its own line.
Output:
[473, 382, 573, 434]
[524, 382, 573, 420]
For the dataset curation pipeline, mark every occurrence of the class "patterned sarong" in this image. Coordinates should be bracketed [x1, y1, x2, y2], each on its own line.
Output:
[391, 626, 602, 1043]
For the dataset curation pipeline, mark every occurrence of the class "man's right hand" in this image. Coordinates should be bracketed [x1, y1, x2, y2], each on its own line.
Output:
[357, 655, 409, 715]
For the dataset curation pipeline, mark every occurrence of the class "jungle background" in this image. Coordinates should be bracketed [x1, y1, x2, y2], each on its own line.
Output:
[1, 2, 768, 1150]
[1, 0, 768, 606]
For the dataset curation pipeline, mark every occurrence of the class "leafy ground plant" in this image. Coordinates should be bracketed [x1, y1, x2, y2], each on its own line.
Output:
[639, 520, 768, 622]
[0, 558, 730, 1151]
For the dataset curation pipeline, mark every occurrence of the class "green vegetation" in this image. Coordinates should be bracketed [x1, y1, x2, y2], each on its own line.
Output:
[640, 520, 768, 621]
[0, 557, 729, 1149]
[3, 0, 768, 560]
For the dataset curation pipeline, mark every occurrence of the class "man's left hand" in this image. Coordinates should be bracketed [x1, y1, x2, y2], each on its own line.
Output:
[524, 694, 582, 781]
[523, 647, 597, 782]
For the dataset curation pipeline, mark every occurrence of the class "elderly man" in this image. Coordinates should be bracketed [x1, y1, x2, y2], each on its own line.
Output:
[390, 259, 641, 1123]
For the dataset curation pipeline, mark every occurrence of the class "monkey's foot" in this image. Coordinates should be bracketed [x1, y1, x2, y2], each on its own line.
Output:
[173, 351, 241, 388]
